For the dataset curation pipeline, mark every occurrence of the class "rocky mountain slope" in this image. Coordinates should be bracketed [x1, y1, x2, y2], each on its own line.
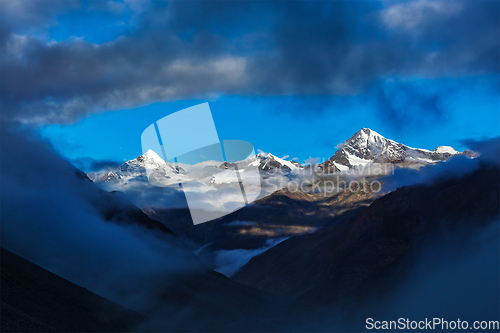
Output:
[233, 162, 499, 310]
[145, 184, 378, 254]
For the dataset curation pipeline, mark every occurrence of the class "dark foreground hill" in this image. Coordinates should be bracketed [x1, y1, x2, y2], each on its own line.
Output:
[0, 248, 145, 332]
[1, 246, 336, 332]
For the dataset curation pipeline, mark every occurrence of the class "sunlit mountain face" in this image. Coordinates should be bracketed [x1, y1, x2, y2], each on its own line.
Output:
[1, 0, 499, 332]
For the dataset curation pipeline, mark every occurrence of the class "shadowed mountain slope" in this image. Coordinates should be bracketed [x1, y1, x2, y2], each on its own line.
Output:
[233, 164, 500, 310]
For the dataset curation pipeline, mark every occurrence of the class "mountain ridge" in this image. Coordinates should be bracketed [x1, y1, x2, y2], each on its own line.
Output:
[90, 128, 469, 186]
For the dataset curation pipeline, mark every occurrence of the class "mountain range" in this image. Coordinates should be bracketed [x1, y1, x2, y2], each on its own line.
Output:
[90, 127, 471, 188]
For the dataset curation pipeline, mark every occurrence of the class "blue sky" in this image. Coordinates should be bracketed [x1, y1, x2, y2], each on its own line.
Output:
[2, 0, 499, 170]
[41, 75, 499, 169]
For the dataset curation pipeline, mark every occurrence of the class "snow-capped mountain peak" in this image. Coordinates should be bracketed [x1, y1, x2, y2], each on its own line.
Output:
[142, 149, 166, 164]
[95, 150, 186, 184]
[359, 128, 390, 144]
[320, 128, 463, 173]
[240, 152, 302, 172]
[256, 151, 269, 158]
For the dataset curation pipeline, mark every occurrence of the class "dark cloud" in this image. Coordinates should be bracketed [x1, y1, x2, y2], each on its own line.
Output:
[72, 157, 121, 171]
[0, 123, 201, 313]
[461, 136, 500, 165]
[0, 0, 498, 124]
[0, 125, 233, 330]
[372, 79, 446, 131]
[0, 0, 80, 38]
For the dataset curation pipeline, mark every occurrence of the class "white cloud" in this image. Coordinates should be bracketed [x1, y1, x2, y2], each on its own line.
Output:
[381, 0, 462, 30]
[212, 237, 289, 277]
[304, 156, 320, 166]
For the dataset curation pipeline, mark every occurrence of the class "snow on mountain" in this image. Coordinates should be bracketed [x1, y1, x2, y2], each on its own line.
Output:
[218, 152, 303, 173]
[90, 128, 467, 188]
[208, 152, 303, 186]
[96, 149, 188, 185]
[246, 152, 302, 172]
[320, 128, 464, 173]
[433, 146, 459, 155]
[92, 147, 302, 190]
[143, 149, 168, 165]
